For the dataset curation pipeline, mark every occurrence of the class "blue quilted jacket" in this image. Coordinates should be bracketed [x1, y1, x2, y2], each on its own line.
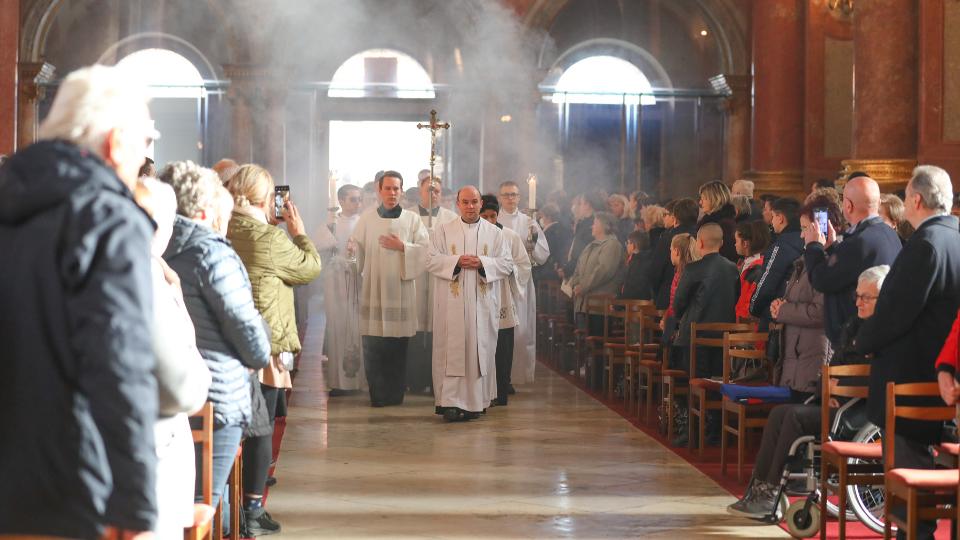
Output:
[163, 216, 271, 427]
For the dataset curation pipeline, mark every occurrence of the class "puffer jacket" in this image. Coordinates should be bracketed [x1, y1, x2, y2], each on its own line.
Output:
[0, 140, 157, 536]
[228, 211, 322, 355]
[163, 216, 271, 427]
[774, 259, 831, 394]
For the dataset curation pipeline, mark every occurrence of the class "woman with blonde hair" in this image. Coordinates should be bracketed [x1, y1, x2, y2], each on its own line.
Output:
[226, 164, 322, 535]
[608, 193, 633, 242]
[640, 204, 667, 248]
[697, 180, 738, 261]
[879, 192, 914, 242]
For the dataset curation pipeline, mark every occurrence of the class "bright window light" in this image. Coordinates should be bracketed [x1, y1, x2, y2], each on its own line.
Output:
[329, 121, 432, 191]
[329, 49, 435, 99]
[116, 48, 205, 98]
[552, 55, 655, 106]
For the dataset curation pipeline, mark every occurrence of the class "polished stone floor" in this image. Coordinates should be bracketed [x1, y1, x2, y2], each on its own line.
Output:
[269, 343, 789, 538]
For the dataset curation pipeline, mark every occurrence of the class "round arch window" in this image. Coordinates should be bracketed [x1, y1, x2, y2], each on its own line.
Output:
[328, 48, 435, 99]
[552, 55, 655, 106]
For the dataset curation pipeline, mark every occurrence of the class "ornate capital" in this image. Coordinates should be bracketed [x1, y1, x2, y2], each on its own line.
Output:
[710, 74, 751, 111]
[744, 169, 806, 201]
[18, 62, 55, 101]
[840, 158, 916, 193]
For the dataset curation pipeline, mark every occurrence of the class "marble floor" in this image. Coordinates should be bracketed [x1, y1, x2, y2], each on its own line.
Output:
[269, 353, 789, 539]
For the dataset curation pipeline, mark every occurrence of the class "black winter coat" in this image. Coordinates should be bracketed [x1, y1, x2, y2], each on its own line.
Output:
[0, 141, 158, 536]
[697, 203, 738, 262]
[535, 221, 571, 281]
[856, 215, 960, 439]
[563, 214, 595, 276]
[750, 225, 804, 323]
[805, 216, 902, 345]
[620, 251, 654, 300]
[163, 216, 271, 427]
[648, 224, 697, 309]
[673, 252, 740, 347]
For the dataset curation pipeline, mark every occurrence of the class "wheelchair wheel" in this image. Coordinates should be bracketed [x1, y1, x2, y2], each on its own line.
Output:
[785, 500, 820, 538]
[845, 423, 888, 534]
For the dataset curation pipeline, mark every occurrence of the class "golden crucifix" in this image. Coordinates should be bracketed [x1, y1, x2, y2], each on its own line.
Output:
[417, 109, 450, 229]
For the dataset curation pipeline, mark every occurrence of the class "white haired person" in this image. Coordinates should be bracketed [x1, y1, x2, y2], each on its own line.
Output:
[159, 161, 272, 536]
[134, 177, 212, 538]
[0, 65, 160, 538]
[857, 165, 960, 540]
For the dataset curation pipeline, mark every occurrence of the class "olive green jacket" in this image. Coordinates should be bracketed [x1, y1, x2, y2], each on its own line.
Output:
[228, 212, 322, 355]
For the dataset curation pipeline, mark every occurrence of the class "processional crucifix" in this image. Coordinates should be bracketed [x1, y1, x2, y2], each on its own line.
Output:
[417, 109, 450, 230]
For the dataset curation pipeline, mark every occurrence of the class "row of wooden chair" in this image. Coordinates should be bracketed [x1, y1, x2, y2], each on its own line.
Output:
[187, 402, 243, 540]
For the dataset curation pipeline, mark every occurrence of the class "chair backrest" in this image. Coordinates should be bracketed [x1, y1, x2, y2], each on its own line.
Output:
[721, 331, 769, 383]
[819, 363, 871, 443]
[689, 322, 754, 379]
[585, 293, 614, 317]
[190, 402, 214, 505]
[884, 381, 955, 473]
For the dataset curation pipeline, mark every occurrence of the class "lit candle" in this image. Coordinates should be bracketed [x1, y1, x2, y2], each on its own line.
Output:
[527, 174, 537, 209]
[329, 171, 338, 208]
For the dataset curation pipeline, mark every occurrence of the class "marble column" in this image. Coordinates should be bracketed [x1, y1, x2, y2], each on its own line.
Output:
[0, 0, 18, 154]
[747, 0, 806, 200]
[842, 0, 918, 192]
[16, 63, 45, 151]
[711, 74, 751, 183]
[223, 64, 260, 164]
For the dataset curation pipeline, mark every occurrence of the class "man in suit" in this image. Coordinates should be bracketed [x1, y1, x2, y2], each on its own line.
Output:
[803, 176, 902, 347]
[856, 166, 960, 540]
[561, 191, 605, 278]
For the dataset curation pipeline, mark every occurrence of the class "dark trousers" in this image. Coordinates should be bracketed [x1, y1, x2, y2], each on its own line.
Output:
[363, 335, 410, 406]
[883, 432, 938, 540]
[685, 345, 722, 379]
[406, 331, 433, 392]
[753, 404, 821, 485]
[495, 327, 515, 403]
[242, 384, 281, 496]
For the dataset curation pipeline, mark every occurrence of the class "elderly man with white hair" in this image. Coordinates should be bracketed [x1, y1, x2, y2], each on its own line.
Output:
[0, 65, 160, 538]
[731, 178, 763, 221]
[856, 165, 960, 540]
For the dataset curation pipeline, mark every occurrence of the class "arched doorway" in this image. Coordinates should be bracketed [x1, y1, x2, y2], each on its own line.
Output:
[115, 48, 206, 168]
[324, 48, 437, 198]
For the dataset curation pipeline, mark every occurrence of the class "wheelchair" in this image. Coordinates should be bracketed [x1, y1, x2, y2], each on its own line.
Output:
[752, 398, 887, 537]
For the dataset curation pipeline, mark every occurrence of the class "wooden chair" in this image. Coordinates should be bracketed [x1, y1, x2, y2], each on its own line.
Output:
[536, 279, 564, 362]
[883, 381, 958, 540]
[718, 331, 774, 481]
[213, 445, 243, 540]
[602, 299, 653, 401]
[819, 363, 879, 540]
[574, 293, 615, 388]
[633, 307, 668, 423]
[687, 322, 754, 459]
[185, 402, 215, 540]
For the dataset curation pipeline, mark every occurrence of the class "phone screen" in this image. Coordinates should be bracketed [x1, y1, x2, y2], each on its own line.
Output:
[274, 185, 290, 220]
[814, 208, 829, 237]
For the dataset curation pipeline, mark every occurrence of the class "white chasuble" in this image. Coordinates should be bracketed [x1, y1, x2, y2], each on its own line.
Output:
[498, 209, 548, 384]
[322, 213, 365, 390]
[414, 206, 460, 333]
[351, 207, 429, 337]
[428, 218, 514, 412]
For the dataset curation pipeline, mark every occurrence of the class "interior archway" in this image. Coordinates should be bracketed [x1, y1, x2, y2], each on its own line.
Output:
[328, 48, 435, 99]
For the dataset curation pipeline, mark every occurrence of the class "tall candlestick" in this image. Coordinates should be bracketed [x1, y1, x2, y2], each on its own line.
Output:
[329, 171, 338, 208]
[527, 174, 537, 209]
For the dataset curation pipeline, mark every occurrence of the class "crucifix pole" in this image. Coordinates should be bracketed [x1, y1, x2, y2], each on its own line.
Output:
[417, 109, 450, 231]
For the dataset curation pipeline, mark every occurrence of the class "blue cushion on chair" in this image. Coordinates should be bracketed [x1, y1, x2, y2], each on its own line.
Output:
[719, 384, 792, 403]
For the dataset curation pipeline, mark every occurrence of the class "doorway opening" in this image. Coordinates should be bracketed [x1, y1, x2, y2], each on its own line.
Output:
[328, 120, 432, 195]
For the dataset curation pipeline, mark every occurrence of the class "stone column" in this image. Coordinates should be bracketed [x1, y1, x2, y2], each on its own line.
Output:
[711, 74, 751, 183]
[747, 0, 806, 200]
[223, 64, 260, 164]
[0, 0, 17, 154]
[16, 63, 46, 150]
[224, 64, 288, 176]
[841, 0, 918, 193]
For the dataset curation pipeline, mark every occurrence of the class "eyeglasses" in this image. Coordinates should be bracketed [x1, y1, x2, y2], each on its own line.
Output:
[500, 193, 520, 199]
[855, 293, 879, 302]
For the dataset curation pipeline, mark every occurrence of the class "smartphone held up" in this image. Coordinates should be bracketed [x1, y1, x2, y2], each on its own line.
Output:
[274, 185, 290, 220]
[814, 207, 829, 237]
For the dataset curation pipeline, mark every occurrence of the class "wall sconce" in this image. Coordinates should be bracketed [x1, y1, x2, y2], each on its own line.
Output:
[827, 0, 854, 18]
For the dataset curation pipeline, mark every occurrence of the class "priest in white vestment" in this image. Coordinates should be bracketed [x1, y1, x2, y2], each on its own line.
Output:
[407, 173, 459, 394]
[350, 172, 429, 407]
[428, 186, 514, 421]
[497, 181, 549, 386]
[479, 195, 531, 407]
[322, 184, 366, 393]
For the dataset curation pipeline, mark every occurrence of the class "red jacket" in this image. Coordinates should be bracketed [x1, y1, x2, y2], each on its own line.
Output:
[665, 268, 682, 320]
[736, 255, 764, 321]
[935, 309, 960, 374]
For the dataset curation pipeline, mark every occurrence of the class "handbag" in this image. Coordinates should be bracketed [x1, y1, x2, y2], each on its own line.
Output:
[243, 373, 273, 438]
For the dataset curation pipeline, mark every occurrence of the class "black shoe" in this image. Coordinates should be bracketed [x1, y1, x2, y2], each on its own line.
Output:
[370, 401, 385, 408]
[508, 384, 516, 395]
[243, 507, 281, 537]
[265, 476, 277, 488]
[463, 411, 481, 421]
[442, 408, 463, 422]
[492, 397, 507, 406]
[671, 433, 689, 448]
[328, 388, 349, 397]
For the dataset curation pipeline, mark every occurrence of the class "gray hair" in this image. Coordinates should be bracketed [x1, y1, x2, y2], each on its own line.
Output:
[858, 265, 891, 291]
[157, 160, 222, 218]
[732, 179, 755, 197]
[910, 165, 953, 214]
[38, 65, 152, 157]
[593, 211, 617, 235]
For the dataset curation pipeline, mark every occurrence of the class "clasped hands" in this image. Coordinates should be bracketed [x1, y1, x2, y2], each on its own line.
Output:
[379, 234, 405, 252]
[458, 254, 484, 270]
